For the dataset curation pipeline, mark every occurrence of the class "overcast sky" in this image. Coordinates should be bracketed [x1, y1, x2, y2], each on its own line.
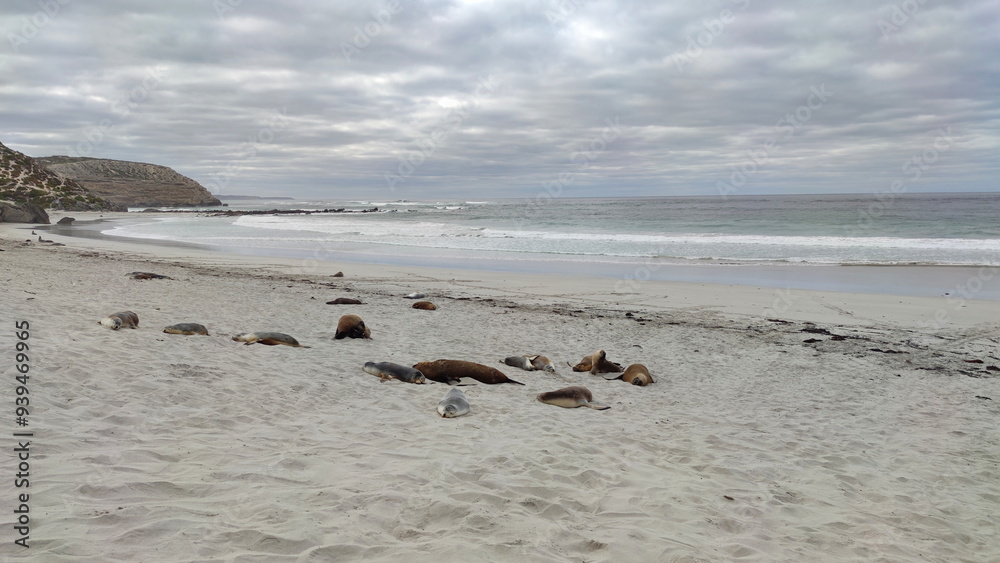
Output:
[2, 0, 997, 199]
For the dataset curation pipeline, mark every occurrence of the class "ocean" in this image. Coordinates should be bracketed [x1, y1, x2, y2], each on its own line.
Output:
[83, 192, 1000, 298]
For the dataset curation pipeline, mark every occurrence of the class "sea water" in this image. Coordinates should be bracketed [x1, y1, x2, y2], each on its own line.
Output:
[104, 193, 1000, 269]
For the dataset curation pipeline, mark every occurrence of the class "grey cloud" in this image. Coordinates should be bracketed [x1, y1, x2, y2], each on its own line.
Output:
[1, 0, 996, 198]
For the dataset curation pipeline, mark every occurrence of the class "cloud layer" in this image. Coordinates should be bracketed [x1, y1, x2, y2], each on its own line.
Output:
[2, 0, 997, 199]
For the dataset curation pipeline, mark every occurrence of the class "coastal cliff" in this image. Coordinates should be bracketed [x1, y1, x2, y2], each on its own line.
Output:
[0, 141, 121, 218]
[37, 156, 222, 208]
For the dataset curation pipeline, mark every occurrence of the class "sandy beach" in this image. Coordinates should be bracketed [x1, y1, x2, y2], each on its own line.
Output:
[1, 215, 998, 562]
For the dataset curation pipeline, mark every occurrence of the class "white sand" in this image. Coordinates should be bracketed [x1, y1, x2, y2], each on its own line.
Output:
[1, 219, 999, 562]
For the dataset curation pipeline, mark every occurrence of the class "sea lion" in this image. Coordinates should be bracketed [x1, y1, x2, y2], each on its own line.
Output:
[98, 311, 139, 330]
[404, 292, 426, 299]
[412, 301, 437, 310]
[413, 359, 525, 385]
[502, 356, 535, 370]
[536, 386, 610, 410]
[326, 298, 364, 305]
[571, 350, 623, 375]
[528, 355, 556, 373]
[127, 272, 174, 280]
[362, 361, 426, 384]
[232, 332, 309, 348]
[335, 314, 371, 339]
[621, 363, 654, 386]
[437, 388, 470, 418]
[502, 354, 556, 372]
[163, 323, 210, 336]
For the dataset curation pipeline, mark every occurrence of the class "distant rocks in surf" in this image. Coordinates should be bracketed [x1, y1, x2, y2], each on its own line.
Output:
[205, 207, 379, 217]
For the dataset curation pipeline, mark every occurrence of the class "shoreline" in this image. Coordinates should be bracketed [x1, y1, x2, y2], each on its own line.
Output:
[3, 212, 999, 328]
[1, 213, 998, 561]
[20, 210, 1000, 303]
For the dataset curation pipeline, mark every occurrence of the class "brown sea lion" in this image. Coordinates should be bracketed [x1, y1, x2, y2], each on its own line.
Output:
[163, 323, 210, 336]
[232, 332, 310, 348]
[621, 363, 654, 386]
[413, 359, 525, 385]
[537, 386, 610, 410]
[327, 298, 364, 305]
[99, 311, 139, 330]
[335, 314, 371, 339]
[127, 272, 174, 280]
[412, 301, 437, 310]
[571, 350, 623, 374]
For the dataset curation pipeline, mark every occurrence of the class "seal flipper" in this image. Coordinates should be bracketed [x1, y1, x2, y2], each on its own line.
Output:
[602, 373, 623, 381]
[584, 402, 611, 410]
[505, 378, 526, 386]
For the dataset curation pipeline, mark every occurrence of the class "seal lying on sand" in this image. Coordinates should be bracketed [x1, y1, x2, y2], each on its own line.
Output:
[502, 355, 556, 373]
[413, 359, 525, 385]
[437, 388, 470, 418]
[502, 356, 535, 370]
[163, 323, 209, 336]
[362, 362, 426, 384]
[620, 363, 654, 386]
[127, 272, 174, 280]
[404, 292, 426, 299]
[571, 350, 623, 375]
[412, 301, 437, 310]
[327, 298, 364, 305]
[232, 332, 310, 348]
[537, 386, 610, 410]
[335, 314, 371, 339]
[527, 355, 555, 372]
[99, 311, 139, 330]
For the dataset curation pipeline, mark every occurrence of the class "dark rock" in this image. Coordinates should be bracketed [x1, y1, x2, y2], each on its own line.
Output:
[0, 202, 50, 224]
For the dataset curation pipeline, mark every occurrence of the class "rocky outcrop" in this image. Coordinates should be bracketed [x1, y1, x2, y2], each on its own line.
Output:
[36, 156, 222, 208]
[0, 141, 121, 211]
[0, 201, 49, 224]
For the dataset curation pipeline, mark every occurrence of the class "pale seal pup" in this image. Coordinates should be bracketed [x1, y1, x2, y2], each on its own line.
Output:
[437, 388, 470, 418]
[99, 311, 139, 330]
[528, 355, 556, 373]
[232, 332, 310, 348]
[163, 323, 209, 336]
[537, 386, 610, 410]
[412, 301, 437, 310]
[362, 362, 426, 384]
[621, 363, 655, 386]
[502, 356, 535, 370]
[571, 350, 623, 375]
[334, 314, 371, 339]
[413, 360, 525, 385]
